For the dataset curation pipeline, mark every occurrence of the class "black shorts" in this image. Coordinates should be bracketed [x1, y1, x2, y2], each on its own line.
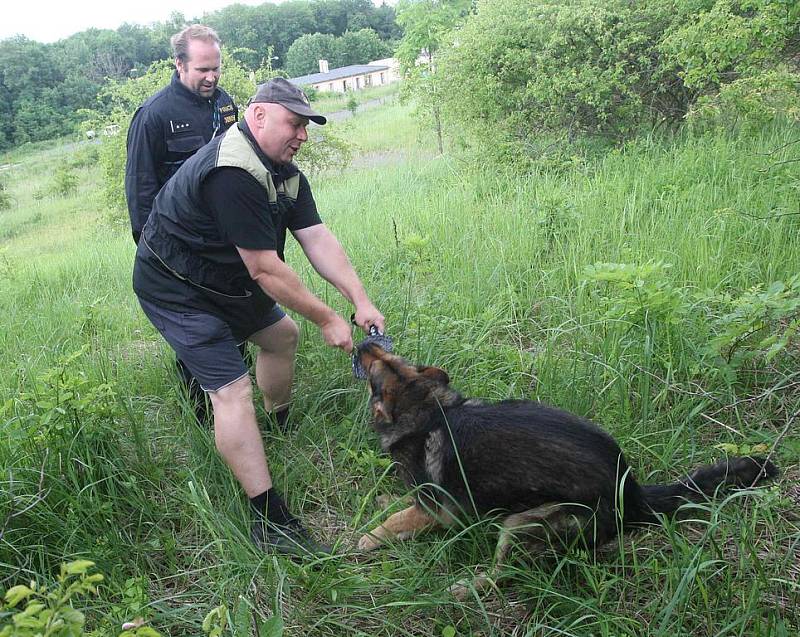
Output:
[138, 297, 285, 391]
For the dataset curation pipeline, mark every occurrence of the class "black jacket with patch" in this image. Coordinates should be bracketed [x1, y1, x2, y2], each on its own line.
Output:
[124, 71, 238, 243]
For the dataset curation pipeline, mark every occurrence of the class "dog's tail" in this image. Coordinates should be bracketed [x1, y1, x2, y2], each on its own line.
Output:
[628, 456, 778, 525]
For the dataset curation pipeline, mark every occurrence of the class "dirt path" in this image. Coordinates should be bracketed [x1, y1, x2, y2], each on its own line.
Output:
[323, 95, 397, 122]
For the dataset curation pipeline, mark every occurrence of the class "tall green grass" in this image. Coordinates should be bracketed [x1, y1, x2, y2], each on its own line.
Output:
[1, 102, 797, 635]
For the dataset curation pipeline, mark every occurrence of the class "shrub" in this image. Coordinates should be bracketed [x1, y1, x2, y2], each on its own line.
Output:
[705, 276, 800, 378]
[51, 166, 79, 197]
[68, 144, 101, 169]
[582, 261, 800, 391]
[346, 92, 358, 116]
[296, 126, 353, 176]
[0, 178, 12, 210]
[436, 0, 690, 163]
[663, 0, 800, 130]
[435, 0, 800, 166]
[0, 560, 107, 637]
[0, 560, 227, 636]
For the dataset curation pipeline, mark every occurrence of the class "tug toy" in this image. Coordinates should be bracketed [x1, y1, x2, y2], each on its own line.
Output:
[351, 315, 393, 380]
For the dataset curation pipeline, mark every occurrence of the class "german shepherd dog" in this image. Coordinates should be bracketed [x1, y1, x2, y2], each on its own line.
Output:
[354, 343, 778, 597]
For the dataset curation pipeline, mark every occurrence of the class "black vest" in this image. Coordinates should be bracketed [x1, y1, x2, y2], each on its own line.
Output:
[140, 123, 301, 299]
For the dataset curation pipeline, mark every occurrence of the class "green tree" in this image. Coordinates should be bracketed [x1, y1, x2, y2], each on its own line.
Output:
[0, 0, 402, 152]
[332, 28, 392, 67]
[431, 0, 800, 168]
[286, 32, 337, 77]
[272, 1, 320, 64]
[396, 0, 472, 154]
[312, 0, 377, 35]
[205, 4, 264, 68]
[287, 28, 391, 77]
[369, 2, 403, 41]
[0, 36, 67, 149]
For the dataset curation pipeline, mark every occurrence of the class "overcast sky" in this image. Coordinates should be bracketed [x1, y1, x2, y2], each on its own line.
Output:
[2, 0, 278, 43]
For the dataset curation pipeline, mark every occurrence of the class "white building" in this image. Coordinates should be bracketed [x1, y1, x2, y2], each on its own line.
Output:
[288, 58, 401, 93]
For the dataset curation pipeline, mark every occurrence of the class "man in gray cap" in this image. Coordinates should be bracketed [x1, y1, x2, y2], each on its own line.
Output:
[133, 77, 384, 554]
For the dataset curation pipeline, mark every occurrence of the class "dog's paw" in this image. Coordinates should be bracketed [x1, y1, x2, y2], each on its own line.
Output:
[374, 495, 394, 509]
[357, 531, 383, 552]
[374, 494, 413, 509]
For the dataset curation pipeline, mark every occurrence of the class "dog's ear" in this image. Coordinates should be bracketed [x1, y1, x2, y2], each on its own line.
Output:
[369, 374, 392, 422]
[418, 365, 450, 386]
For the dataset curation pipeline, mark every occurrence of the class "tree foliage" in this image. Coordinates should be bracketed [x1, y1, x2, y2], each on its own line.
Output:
[334, 28, 392, 67]
[395, 0, 472, 153]
[432, 0, 800, 166]
[205, 0, 399, 68]
[0, 37, 67, 148]
[286, 33, 338, 77]
[662, 0, 800, 129]
[0, 0, 400, 153]
[286, 28, 392, 77]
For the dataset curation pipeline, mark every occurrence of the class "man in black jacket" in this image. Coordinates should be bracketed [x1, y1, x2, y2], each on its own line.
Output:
[126, 25, 239, 422]
[125, 24, 238, 244]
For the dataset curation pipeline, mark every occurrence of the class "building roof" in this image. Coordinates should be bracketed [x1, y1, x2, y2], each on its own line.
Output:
[288, 64, 390, 86]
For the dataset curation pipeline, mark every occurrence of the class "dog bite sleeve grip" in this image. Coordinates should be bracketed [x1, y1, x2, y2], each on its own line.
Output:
[352, 324, 393, 380]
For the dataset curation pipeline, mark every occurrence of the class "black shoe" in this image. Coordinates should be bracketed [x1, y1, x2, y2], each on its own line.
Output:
[176, 358, 210, 426]
[251, 519, 331, 557]
[264, 407, 291, 432]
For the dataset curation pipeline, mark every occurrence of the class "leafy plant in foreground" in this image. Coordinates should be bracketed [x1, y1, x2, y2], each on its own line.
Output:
[0, 560, 159, 637]
[0, 561, 233, 636]
[705, 275, 800, 374]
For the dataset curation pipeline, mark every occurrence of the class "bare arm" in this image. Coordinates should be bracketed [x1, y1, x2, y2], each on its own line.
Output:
[236, 246, 352, 351]
[293, 223, 384, 333]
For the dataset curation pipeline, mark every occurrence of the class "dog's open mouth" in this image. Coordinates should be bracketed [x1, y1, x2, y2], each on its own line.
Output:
[352, 329, 393, 379]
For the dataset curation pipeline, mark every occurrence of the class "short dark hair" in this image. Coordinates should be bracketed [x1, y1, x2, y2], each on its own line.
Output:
[171, 25, 221, 63]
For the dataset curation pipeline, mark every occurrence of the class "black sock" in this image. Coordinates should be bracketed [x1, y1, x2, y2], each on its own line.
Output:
[250, 488, 295, 528]
[249, 490, 268, 520]
[274, 407, 290, 430]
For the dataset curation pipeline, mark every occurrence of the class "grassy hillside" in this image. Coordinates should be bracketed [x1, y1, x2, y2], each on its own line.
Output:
[0, 102, 798, 636]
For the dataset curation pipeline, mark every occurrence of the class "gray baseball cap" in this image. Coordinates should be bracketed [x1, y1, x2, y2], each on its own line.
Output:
[249, 78, 327, 125]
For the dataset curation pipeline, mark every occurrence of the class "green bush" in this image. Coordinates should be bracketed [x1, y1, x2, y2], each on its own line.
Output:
[296, 126, 353, 175]
[434, 0, 800, 166]
[346, 92, 358, 116]
[437, 0, 689, 160]
[663, 0, 800, 130]
[68, 145, 101, 169]
[51, 166, 79, 197]
[0, 560, 229, 637]
[582, 261, 800, 391]
[0, 178, 12, 210]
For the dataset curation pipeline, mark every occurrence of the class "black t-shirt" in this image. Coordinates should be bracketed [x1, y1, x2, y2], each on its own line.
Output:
[201, 166, 321, 255]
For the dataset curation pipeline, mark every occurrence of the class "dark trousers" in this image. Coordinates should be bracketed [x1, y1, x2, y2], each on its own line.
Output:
[176, 342, 251, 422]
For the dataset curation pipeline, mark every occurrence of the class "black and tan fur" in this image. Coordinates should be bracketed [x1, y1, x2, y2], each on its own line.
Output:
[354, 343, 779, 597]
